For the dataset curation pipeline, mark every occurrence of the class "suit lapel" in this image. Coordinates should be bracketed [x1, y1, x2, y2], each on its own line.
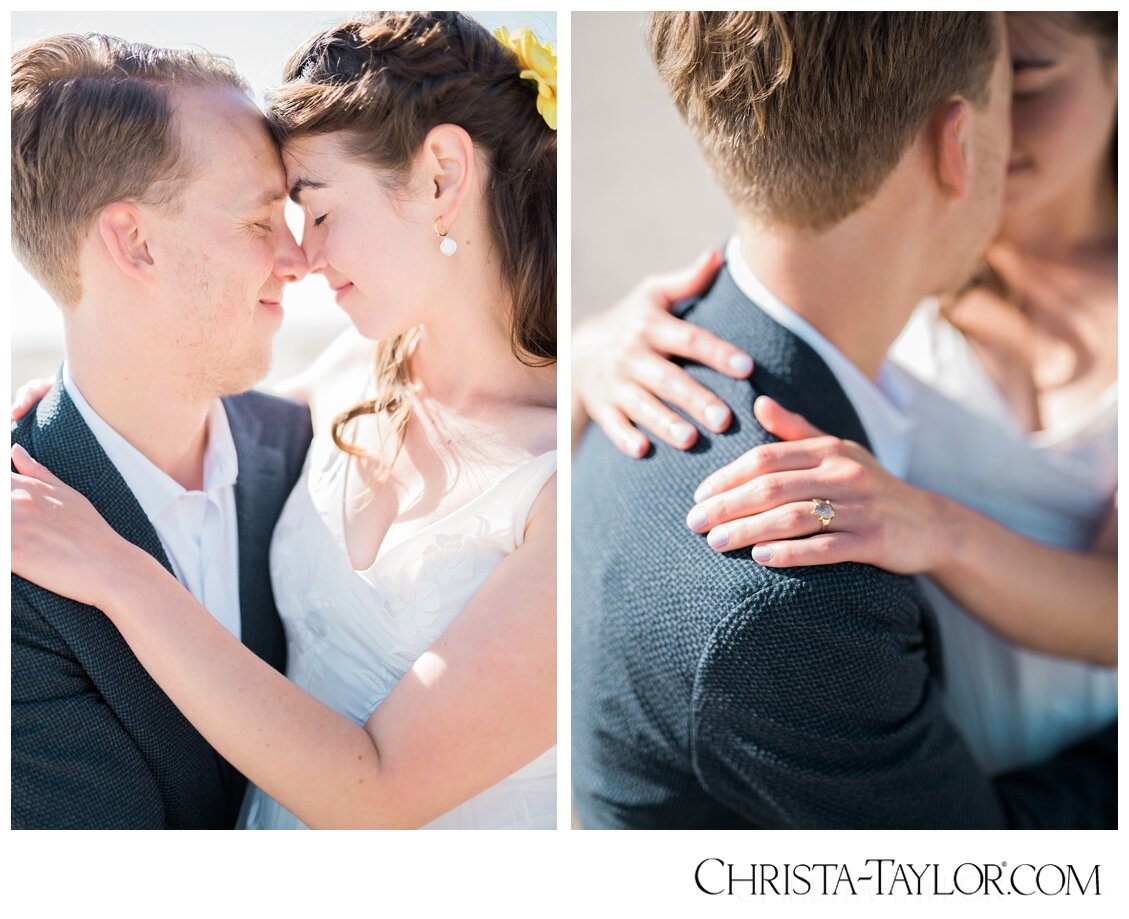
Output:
[223, 395, 289, 674]
[32, 376, 175, 576]
[27, 378, 231, 820]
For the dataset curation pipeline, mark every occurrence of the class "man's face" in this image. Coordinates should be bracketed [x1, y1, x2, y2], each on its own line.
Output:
[943, 14, 1013, 288]
[154, 87, 306, 399]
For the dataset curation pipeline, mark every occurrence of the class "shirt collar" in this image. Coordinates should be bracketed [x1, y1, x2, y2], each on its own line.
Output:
[62, 362, 239, 520]
[724, 235, 916, 478]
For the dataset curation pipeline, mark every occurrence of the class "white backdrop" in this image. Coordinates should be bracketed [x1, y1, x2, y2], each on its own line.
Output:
[571, 11, 730, 323]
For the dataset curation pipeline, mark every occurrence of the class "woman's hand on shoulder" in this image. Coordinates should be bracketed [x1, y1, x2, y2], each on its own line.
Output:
[11, 377, 54, 421]
[686, 396, 947, 574]
[11, 444, 144, 607]
[573, 250, 753, 458]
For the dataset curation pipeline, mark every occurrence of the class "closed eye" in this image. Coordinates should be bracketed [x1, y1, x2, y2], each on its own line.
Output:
[312, 214, 327, 228]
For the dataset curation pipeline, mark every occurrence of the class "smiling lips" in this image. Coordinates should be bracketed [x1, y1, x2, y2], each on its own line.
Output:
[257, 291, 284, 321]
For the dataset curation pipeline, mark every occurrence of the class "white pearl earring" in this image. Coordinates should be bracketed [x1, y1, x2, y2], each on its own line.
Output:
[434, 218, 457, 257]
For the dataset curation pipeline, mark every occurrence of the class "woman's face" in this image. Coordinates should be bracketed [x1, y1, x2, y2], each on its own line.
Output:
[282, 135, 442, 341]
[1003, 14, 1117, 216]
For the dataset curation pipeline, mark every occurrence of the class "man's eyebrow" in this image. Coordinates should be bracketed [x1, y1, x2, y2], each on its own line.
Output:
[289, 178, 327, 203]
[1013, 58, 1055, 72]
[254, 188, 288, 209]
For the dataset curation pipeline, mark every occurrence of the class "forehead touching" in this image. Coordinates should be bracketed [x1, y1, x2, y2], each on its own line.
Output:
[281, 134, 356, 203]
[172, 85, 287, 209]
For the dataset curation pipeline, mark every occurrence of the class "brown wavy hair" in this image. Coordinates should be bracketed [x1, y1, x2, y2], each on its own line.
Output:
[266, 12, 556, 465]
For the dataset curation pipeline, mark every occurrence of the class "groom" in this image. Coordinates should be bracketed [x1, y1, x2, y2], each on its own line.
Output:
[11, 35, 312, 827]
[572, 12, 1116, 828]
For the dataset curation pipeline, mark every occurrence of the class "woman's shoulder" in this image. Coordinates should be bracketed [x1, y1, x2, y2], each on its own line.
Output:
[516, 403, 557, 458]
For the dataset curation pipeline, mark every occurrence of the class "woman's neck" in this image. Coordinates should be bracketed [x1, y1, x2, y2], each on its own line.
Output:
[999, 160, 1116, 261]
[408, 281, 554, 414]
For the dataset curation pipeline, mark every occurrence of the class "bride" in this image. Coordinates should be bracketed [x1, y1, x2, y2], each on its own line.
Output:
[12, 11, 557, 829]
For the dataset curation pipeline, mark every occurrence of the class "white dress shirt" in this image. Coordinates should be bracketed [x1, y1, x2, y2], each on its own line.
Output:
[62, 364, 242, 639]
[725, 236, 916, 478]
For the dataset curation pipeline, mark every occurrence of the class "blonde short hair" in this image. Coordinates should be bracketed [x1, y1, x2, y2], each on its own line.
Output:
[11, 33, 249, 305]
[648, 12, 998, 229]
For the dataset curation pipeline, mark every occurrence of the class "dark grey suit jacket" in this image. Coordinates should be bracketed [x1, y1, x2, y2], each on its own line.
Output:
[572, 266, 1116, 829]
[11, 376, 312, 829]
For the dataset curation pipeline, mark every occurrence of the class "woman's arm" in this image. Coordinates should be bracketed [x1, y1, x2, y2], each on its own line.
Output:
[927, 492, 1115, 666]
[12, 445, 555, 828]
[686, 397, 1116, 666]
[572, 250, 752, 455]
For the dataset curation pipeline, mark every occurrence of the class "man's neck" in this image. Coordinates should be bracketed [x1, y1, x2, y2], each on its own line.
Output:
[65, 335, 211, 491]
[734, 212, 931, 382]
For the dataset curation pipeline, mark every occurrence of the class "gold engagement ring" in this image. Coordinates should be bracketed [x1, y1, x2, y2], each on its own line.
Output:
[810, 498, 835, 531]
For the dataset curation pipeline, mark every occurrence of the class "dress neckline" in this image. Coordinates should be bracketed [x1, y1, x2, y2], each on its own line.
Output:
[923, 300, 1117, 449]
[336, 449, 557, 574]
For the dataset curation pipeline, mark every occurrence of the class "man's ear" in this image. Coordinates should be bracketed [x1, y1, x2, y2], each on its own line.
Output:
[97, 202, 157, 285]
[419, 123, 475, 232]
[931, 99, 970, 201]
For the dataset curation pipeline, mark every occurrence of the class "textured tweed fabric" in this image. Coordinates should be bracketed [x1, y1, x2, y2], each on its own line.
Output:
[11, 373, 312, 829]
[572, 267, 1116, 829]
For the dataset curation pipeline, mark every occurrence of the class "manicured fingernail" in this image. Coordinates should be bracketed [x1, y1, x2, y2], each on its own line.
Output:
[704, 404, 729, 430]
[670, 422, 695, 446]
[622, 433, 645, 456]
[694, 482, 714, 503]
[686, 506, 709, 532]
[729, 353, 754, 376]
[707, 528, 730, 550]
[752, 546, 773, 563]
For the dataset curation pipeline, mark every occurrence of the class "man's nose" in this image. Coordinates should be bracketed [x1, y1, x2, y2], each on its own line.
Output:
[274, 226, 308, 283]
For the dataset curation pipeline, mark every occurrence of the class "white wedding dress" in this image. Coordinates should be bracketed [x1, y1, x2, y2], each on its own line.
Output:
[239, 336, 556, 829]
[889, 300, 1117, 774]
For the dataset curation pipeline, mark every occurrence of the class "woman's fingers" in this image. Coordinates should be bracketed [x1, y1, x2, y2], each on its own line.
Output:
[689, 472, 838, 533]
[10, 443, 64, 486]
[643, 249, 724, 309]
[694, 440, 835, 503]
[753, 395, 826, 441]
[586, 402, 650, 459]
[11, 379, 51, 421]
[750, 533, 860, 567]
[699, 501, 829, 552]
[614, 382, 699, 450]
[645, 313, 754, 380]
[632, 353, 733, 433]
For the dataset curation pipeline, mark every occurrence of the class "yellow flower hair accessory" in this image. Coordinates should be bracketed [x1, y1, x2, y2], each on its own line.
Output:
[494, 26, 557, 131]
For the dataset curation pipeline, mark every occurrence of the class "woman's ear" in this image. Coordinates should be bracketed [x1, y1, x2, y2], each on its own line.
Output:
[97, 202, 157, 286]
[420, 123, 475, 231]
[931, 99, 970, 201]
